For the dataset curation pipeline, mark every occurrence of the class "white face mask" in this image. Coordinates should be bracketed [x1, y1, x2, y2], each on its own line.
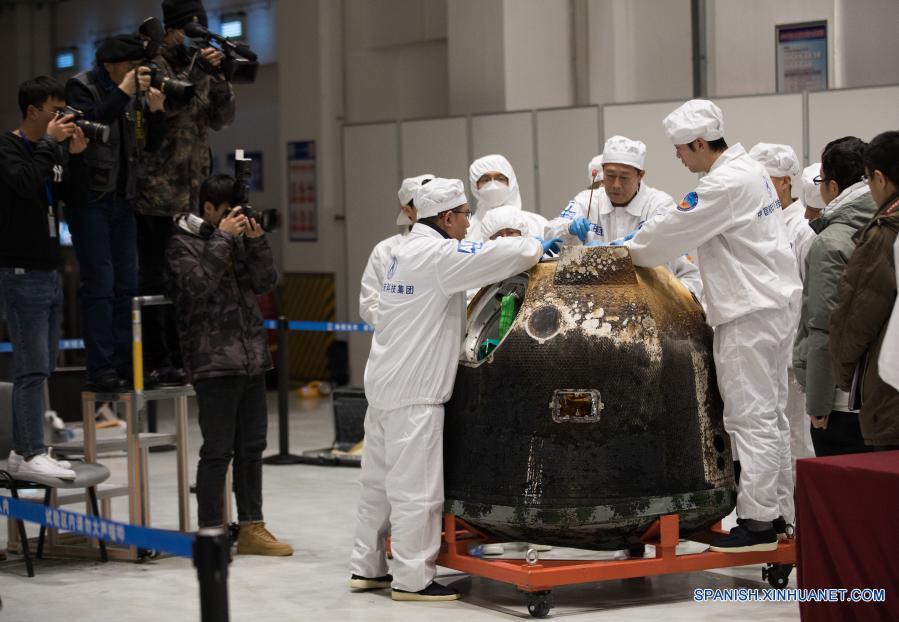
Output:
[478, 180, 511, 209]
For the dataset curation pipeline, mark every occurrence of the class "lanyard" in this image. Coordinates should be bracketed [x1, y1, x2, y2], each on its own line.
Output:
[15, 130, 56, 208]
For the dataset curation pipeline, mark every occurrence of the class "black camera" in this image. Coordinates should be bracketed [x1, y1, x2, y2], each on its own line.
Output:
[183, 21, 259, 84]
[137, 18, 196, 104]
[233, 149, 278, 232]
[146, 63, 195, 103]
[60, 106, 110, 144]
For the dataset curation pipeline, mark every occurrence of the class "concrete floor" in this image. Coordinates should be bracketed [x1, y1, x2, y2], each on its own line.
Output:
[0, 393, 801, 621]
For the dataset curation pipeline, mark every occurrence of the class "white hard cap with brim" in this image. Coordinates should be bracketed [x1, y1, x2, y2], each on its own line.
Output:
[415, 178, 467, 219]
[749, 143, 801, 177]
[663, 99, 724, 145]
[396, 174, 435, 225]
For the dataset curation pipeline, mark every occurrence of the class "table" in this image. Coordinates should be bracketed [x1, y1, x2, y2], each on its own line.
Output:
[796, 450, 899, 621]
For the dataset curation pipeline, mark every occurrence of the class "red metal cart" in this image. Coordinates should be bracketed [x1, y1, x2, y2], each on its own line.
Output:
[437, 512, 797, 618]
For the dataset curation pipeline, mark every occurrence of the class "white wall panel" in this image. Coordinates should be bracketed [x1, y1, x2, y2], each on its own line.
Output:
[535, 107, 601, 218]
[471, 112, 536, 210]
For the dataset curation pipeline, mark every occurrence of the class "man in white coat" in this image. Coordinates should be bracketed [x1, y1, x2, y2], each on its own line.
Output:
[467, 154, 546, 241]
[349, 177, 561, 601]
[749, 143, 816, 471]
[614, 100, 801, 552]
[358, 174, 433, 326]
[546, 135, 703, 300]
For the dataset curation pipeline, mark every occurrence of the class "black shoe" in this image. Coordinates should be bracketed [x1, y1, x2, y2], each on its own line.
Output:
[391, 581, 460, 601]
[86, 372, 129, 393]
[710, 525, 778, 553]
[772, 516, 794, 541]
[350, 573, 393, 590]
[154, 366, 186, 387]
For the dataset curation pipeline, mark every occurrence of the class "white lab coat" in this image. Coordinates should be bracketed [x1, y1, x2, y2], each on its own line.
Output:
[880, 236, 899, 391]
[364, 224, 543, 409]
[358, 232, 406, 326]
[781, 198, 817, 467]
[626, 144, 801, 523]
[626, 144, 801, 327]
[545, 184, 704, 300]
[352, 223, 543, 591]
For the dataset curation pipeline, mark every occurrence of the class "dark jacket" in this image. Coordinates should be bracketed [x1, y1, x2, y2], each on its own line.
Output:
[65, 67, 166, 200]
[136, 44, 235, 217]
[166, 217, 277, 383]
[830, 192, 899, 445]
[0, 131, 87, 269]
[793, 184, 878, 417]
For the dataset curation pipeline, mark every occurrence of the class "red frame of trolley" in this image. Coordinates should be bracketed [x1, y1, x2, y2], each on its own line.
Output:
[437, 513, 796, 592]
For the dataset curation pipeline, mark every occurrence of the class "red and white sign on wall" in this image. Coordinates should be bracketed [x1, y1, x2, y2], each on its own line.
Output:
[287, 140, 317, 242]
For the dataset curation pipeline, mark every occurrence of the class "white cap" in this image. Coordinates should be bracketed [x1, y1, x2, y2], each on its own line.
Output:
[480, 205, 529, 240]
[587, 155, 604, 182]
[663, 99, 724, 145]
[602, 135, 647, 170]
[396, 174, 435, 225]
[749, 143, 801, 177]
[802, 162, 825, 211]
[415, 178, 467, 219]
[469, 154, 522, 210]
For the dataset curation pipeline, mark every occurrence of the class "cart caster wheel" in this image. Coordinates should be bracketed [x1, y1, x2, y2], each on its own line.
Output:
[763, 563, 792, 589]
[526, 591, 552, 618]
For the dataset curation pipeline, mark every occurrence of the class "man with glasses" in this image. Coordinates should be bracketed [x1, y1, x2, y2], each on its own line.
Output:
[65, 34, 167, 392]
[829, 130, 899, 451]
[546, 135, 702, 300]
[793, 136, 877, 456]
[349, 178, 561, 602]
[0, 76, 88, 479]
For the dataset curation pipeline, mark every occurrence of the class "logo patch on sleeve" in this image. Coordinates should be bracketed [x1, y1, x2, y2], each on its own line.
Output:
[677, 191, 699, 212]
[386, 257, 397, 280]
[456, 241, 483, 254]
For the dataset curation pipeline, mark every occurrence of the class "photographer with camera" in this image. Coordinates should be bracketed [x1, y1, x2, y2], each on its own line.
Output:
[0, 76, 88, 479]
[166, 174, 291, 555]
[133, 0, 236, 386]
[65, 34, 167, 392]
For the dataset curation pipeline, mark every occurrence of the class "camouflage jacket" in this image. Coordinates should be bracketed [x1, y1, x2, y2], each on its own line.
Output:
[166, 218, 277, 383]
[135, 44, 236, 216]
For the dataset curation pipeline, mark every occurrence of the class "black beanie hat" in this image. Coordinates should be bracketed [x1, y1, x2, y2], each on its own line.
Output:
[161, 0, 208, 29]
[96, 34, 146, 63]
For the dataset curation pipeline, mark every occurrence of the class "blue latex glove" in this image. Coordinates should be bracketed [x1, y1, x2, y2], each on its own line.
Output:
[536, 236, 564, 256]
[620, 229, 638, 242]
[568, 217, 590, 243]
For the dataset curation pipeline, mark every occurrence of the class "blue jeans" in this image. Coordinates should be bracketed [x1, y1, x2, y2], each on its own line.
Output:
[0, 268, 63, 456]
[67, 193, 138, 380]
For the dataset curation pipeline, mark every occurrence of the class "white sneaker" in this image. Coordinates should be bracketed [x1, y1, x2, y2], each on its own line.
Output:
[6, 450, 23, 472]
[17, 454, 76, 480]
[47, 448, 72, 469]
[481, 543, 506, 555]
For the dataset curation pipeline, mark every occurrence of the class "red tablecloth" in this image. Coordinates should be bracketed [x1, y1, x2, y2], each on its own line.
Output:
[796, 451, 899, 621]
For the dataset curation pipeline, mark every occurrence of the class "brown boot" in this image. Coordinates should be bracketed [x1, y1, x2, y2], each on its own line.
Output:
[237, 522, 294, 556]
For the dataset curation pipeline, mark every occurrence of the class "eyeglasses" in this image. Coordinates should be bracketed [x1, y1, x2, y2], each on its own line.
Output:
[812, 175, 830, 185]
[39, 107, 67, 115]
[451, 208, 471, 219]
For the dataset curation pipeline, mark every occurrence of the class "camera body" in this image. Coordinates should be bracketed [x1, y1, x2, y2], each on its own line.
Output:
[145, 62, 195, 104]
[61, 106, 110, 144]
[232, 149, 278, 232]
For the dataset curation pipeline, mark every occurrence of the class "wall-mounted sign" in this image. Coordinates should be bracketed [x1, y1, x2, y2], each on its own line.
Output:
[287, 140, 317, 242]
[776, 21, 828, 93]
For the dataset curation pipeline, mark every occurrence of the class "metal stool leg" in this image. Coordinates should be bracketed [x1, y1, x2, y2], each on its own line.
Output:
[36, 487, 51, 559]
[88, 486, 109, 563]
[10, 485, 34, 578]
